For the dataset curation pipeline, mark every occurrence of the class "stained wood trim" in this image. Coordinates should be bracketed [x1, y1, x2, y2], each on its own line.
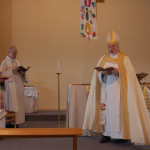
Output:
[0, 128, 82, 137]
[96, 0, 104, 3]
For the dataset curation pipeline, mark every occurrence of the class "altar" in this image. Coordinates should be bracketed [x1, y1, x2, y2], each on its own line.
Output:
[66, 84, 90, 128]
[24, 87, 38, 113]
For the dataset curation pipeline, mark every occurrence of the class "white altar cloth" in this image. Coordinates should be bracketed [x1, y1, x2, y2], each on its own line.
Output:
[24, 87, 38, 113]
[66, 84, 90, 130]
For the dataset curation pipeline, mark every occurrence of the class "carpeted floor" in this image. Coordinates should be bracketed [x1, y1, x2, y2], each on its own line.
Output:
[0, 136, 150, 150]
[18, 121, 66, 128]
[2, 110, 150, 150]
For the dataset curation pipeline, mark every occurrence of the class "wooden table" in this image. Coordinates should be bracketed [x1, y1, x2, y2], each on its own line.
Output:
[0, 128, 82, 150]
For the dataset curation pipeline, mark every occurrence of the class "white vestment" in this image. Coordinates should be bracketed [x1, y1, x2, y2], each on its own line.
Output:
[98, 53, 123, 139]
[83, 52, 150, 145]
[1, 56, 25, 124]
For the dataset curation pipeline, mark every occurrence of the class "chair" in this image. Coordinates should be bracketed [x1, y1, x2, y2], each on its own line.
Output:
[6, 111, 16, 128]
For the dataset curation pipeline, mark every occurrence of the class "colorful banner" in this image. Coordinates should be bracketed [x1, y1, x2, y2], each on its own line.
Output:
[80, 0, 97, 40]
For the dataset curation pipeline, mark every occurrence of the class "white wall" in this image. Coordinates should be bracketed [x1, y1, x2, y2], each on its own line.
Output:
[8, 0, 150, 110]
[0, 0, 12, 61]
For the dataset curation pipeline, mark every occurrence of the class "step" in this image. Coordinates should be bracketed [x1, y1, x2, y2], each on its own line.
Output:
[19, 121, 66, 128]
[25, 110, 66, 121]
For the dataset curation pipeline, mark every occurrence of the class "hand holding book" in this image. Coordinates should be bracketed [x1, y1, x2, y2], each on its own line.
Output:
[94, 67, 114, 72]
[17, 66, 31, 78]
[0, 76, 8, 81]
[94, 67, 119, 76]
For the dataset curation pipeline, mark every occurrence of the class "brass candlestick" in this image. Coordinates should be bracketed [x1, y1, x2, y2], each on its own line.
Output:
[56, 72, 61, 128]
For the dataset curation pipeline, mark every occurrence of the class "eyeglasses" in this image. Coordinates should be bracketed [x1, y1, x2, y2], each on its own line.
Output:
[11, 52, 17, 55]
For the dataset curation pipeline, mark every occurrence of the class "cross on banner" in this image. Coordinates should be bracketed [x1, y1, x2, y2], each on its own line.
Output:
[80, 0, 104, 40]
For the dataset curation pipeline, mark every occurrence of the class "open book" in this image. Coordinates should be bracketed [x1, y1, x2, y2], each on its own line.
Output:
[94, 67, 114, 72]
[18, 66, 31, 72]
[18, 66, 31, 78]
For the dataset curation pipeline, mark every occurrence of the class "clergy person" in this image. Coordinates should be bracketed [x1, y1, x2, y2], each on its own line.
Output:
[0, 67, 6, 128]
[83, 30, 150, 145]
[1, 46, 25, 125]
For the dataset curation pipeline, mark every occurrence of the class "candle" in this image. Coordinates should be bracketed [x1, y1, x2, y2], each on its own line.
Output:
[57, 61, 60, 73]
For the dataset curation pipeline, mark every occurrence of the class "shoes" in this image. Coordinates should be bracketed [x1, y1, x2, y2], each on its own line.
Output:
[99, 135, 111, 143]
[112, 139, 128, 143]
[6, 124, 14, 128]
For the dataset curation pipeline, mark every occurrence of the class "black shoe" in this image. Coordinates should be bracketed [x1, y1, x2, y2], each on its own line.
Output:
[99, 135, 111, 143]
[112, 139, 128, 143]
[6, 124, 14, 128]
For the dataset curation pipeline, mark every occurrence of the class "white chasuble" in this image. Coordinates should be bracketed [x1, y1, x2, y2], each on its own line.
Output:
[83, 51, 150, 145]
[1, 56, 25, 124]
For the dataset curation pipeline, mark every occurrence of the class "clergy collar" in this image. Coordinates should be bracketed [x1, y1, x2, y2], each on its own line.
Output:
[7, 55, 16, 61]
[109, 53, 118, 58]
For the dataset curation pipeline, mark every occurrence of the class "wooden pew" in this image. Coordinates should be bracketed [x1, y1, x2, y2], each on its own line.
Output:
[0, 128, 82, 150]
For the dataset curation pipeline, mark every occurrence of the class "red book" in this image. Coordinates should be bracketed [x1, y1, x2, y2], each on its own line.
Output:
[94, 67, 114, 71]
[0, 76, 8, 81]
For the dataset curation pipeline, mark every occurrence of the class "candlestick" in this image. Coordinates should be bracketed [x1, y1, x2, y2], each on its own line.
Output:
[56, 72, 61, 128]
[57, 61, 60, 73]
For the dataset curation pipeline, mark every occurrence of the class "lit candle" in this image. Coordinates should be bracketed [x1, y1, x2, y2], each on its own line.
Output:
[57, 61, 60, 73]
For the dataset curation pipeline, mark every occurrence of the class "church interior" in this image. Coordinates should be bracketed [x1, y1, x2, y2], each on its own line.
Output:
[0, 0, 150, 149]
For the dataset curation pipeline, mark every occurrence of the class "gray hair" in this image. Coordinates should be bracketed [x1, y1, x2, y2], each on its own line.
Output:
[9, 46, 16, 52]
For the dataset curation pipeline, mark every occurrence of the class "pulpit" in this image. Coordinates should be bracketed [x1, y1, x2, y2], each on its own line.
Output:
[24, 87, 38, 113]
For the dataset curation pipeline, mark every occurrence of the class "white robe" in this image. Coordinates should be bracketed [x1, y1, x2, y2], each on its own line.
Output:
[98, 53, 123, 139]
[83, 53, 150, 145]
[1, 56, 25, 124]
